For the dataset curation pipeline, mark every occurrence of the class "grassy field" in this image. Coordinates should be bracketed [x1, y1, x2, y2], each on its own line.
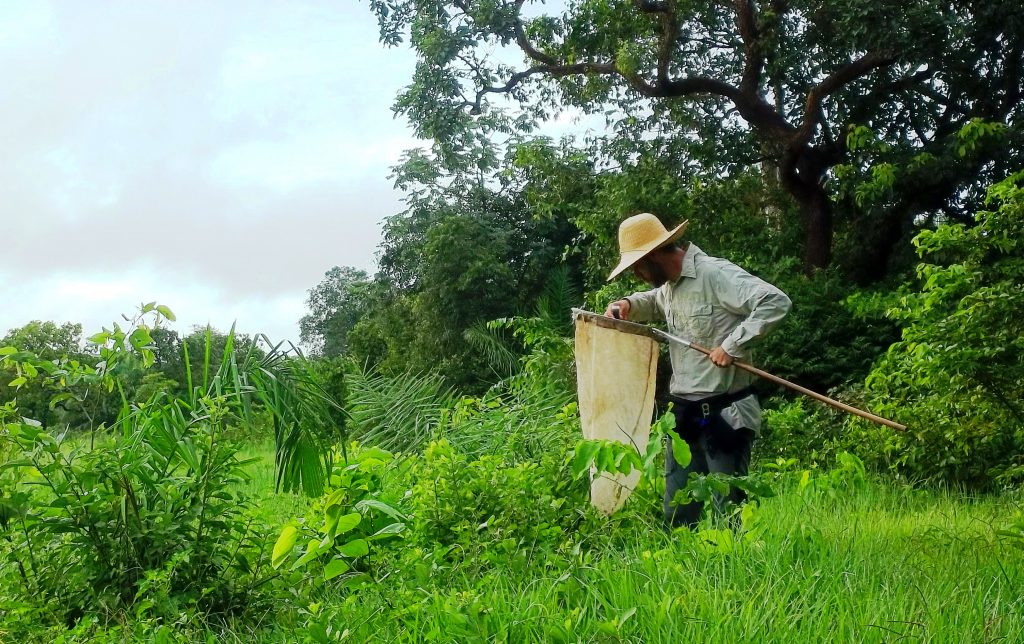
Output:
[220, 442, 1024, 643]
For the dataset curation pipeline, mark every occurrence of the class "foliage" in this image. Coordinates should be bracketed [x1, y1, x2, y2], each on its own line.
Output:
[299, 267, 373, 358]
[369, 0, 1024, 275]
[340, 141, 584, 391]
[0, 308, 276, 626]
[572, 410, 774, 521]
[272, 446, 406, 587]
[838, 171, 1024, 487]
[306, 356, 350, 439]
[570, 410, 689, 484]
[439, 392, 578, 462]
[0, 320, 126, 431]
[405, 439, 584, 562]
[345, 364, 456, 454]
[516, 145, 798, 290]
[0, 304, 355, 632]
[143, 325, 262, 403]
[756, 270, 901, 392]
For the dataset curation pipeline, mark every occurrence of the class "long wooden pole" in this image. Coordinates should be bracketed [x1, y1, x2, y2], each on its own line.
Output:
[572, 309, 906, 432]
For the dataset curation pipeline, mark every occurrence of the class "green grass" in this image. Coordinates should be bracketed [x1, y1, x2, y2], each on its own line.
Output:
[235, 440, 312, 523]
[7, 439, 1021, 642]
[230, 445, 1024, 642]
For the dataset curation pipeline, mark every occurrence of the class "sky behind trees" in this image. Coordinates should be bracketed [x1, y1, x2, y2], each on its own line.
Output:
[1, 1, 422, 345]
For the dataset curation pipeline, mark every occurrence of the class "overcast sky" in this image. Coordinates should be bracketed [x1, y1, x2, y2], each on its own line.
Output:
[1, 1, 426, 346]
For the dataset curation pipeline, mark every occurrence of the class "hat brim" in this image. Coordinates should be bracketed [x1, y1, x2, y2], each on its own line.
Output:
[606, 220, 689, 281]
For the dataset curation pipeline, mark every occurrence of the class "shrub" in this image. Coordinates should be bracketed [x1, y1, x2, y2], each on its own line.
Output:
[406, 439, 585, 561]
[843, 171, 1024, 487]
[0, 387, 274, 625]
[271, 445, 406, 587]
[0, 306, 344, 628]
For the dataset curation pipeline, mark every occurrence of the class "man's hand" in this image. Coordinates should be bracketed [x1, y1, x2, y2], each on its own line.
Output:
[708, 346, 735, 368]
[604, 299, 631, 320]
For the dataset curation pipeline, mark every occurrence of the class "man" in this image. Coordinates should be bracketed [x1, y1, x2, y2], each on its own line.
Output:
[604, 212, 791, 527]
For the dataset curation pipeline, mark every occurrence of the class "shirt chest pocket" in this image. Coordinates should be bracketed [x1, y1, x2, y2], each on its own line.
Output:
[668, 302, 715, 342]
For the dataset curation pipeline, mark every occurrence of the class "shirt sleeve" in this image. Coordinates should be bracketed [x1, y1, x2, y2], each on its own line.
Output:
[624, 289, 662, 323]
[708, 259, 792, 357]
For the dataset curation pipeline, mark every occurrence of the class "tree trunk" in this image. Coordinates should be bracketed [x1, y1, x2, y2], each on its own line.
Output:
[802, 184, 833, 272]
[779, 146, 834, 273]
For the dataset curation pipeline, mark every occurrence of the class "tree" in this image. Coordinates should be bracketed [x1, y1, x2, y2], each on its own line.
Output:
[369, 0, 1023, 277]
[846, 170, 1024, 487]
[340, 144, 583, 390]
[299, 267, 373, 358]
[1, 321, 83, 361]
[0, 321, 88, 427]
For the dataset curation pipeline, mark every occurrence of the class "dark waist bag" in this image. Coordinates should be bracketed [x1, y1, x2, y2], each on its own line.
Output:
[668, 388, 755, 451]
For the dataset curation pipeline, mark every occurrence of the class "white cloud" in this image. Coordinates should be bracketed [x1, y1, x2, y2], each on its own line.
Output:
[0, 1, 422, 344]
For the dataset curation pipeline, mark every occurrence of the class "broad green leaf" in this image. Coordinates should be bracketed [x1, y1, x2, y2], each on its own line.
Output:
[595, 445, 616, 473]
[7, 376, 26, 388]
[354, 498, 406, 520]
[571, 441, 601, 477]
[369, 522, 406, 540]
[323, 558, 350, 581]
[272, 525, 298, 569]
[0, 346, 16, 356]
[319, 533, 334, 551]
[324, 489, 345, 510]
[356, 446, 393, 464]
[156, 304, 176, 321]
[291, 539, 323, 570]
[670, 434, 691, 468]
[129, 327, 153, 350]
[333, 512, 362, 536]
[324, 503, 342, 535]
[336, 538, 369, 558]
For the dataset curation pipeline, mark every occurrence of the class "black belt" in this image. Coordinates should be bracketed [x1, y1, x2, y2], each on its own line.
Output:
[668, 387, 755, 429]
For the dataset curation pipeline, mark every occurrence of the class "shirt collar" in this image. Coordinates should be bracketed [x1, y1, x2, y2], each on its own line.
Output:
[677, 242, 700, 281]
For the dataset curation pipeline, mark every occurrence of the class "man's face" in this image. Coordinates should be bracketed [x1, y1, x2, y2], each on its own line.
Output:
[633, 253, 669, 287]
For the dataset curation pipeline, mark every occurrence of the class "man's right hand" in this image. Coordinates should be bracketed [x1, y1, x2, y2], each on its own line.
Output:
[604, 299, 631, 320]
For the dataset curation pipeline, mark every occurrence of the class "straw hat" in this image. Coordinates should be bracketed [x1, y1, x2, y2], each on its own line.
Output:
[606, 213, 689, 281]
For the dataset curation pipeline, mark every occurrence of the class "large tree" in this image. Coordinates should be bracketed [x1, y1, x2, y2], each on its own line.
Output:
[339, 145, 583, 390]
[369, 0, 1023, 277]
[299, 266, 374, 358]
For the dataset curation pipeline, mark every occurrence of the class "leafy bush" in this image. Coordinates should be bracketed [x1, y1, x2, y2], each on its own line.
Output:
[0, 306, 346, 629]
[406, 439, 585, 561]
[272, 445, 406, 588]
[839, 171, 1024, 487]
[757, 270, 901, 393]
[1, 357, 271, 625]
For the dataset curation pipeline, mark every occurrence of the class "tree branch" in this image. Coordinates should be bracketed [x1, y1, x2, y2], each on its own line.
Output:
[513, 0, 557, 66]
[733, 0, 762, 95]
[795, 50, 897, 147]
[633, 0, 669, 13]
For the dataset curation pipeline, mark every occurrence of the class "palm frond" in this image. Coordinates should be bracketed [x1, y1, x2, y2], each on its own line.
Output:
[463, 321, 520, 380]
[242, 335, 344, 496]
[346, 364, 455, 453]
[535, 265, 579, 334]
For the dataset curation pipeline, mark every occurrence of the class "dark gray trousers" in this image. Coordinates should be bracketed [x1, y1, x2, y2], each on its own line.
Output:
[664, 409, 755, 528]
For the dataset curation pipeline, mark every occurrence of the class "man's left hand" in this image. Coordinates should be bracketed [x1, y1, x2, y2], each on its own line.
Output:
[708, 346, 735, 367]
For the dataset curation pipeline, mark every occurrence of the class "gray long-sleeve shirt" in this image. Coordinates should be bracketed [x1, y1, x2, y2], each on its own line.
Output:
[624, 243, 792, 431]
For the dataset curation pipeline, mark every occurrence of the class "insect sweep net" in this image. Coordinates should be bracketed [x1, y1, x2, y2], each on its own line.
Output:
[574, 313, 659, 515]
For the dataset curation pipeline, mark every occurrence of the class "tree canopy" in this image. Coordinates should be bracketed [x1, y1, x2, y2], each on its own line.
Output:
[300, 266, 374, 358]
[369, 0, 1024, 278]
